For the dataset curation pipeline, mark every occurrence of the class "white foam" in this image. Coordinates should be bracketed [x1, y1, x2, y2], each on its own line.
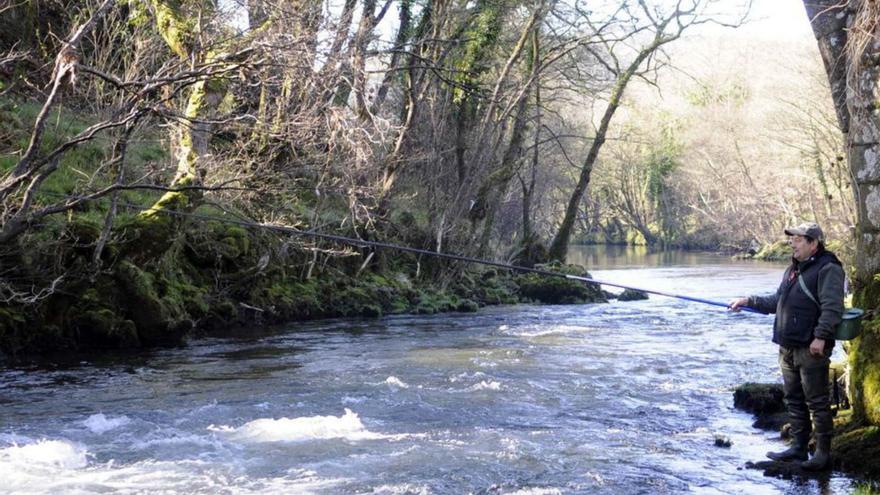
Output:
[1, 457, 347, 494]
[505, 489, 562, 495]
[384, 376, 409, 388]
[82, 413, 131, 434]
[0, 439, 89, 471]
[210, 409, 389, 443]
[371, 483, 431, 494]
[466, 380, 502, 391]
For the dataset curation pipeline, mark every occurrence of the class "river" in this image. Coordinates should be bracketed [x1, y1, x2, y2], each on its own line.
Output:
[0, 246, 861, 494]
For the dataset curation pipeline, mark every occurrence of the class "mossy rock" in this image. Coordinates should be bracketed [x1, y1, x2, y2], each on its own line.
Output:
[455, 298, 480, 312]
[329, 286, 383, 317]
[71, 309, 140, 348]
[414, 290, 457, 314]
[516, 262, 606, 304]
[833, 423, 880, 478]
[114, 260, 187, 345]
[733, 382, 785, 415]
[256, 279, 323, 319]
[117, 214, 177, 261]
[617, 288, 649, 301]
[754, 241, 791, 262]
[210, 299, 238, 322]
[451, 268, 517, 306]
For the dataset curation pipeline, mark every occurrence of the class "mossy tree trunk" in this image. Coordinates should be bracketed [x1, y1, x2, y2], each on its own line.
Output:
[804, 0, 880, 426]
[139, 0, 220, 223]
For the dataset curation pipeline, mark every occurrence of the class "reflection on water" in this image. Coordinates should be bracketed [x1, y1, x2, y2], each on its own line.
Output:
[567, 244, 788, 270]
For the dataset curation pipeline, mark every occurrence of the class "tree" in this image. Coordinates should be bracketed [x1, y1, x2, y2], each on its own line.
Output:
[546, 0, 739, 261]
[802, 0, 880, 426]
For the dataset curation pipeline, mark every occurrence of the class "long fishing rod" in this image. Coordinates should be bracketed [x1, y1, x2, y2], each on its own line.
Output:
[101, 199, 762, 314]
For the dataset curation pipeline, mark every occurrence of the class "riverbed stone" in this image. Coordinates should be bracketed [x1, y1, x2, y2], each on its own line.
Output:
[617, 288, 649, 301]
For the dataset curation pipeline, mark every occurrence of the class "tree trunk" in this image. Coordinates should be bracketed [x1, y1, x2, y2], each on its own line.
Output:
[804, 0, 880, 426]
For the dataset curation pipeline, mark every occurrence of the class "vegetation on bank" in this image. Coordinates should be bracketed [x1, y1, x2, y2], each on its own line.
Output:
[0, 206, 608, 356]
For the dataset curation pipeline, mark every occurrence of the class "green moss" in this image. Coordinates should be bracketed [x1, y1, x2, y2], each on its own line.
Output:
[754, 240, 791, 261]
[516, 262, 607, 304]
[455, 298, 480, 312]
[70, 308, 140, 348]
[329, 286, 383, 317]
[848, 318, 880, 425]
[453, 0, 505, 104]
[149, 0, 195, 59]
[833, 420, 880, 477]
[853, 481, 880, 495]
[114, 260, 190, 345]
[257, 280, 323, 319]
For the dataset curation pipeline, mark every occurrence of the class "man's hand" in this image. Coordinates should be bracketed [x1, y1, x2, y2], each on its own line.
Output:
[728, 297, 749, 312]
[809, 338, 826, 356]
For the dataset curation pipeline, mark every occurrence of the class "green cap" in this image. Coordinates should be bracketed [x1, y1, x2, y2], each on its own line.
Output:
[784, 222, 824, 241]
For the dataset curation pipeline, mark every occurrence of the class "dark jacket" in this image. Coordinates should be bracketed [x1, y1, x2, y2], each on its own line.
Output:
[748, 249, 845, 348]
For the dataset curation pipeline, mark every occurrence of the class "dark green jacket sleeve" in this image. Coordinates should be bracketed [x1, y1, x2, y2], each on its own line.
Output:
[748, 290, 779, 314]
[814, 262, 845, 340]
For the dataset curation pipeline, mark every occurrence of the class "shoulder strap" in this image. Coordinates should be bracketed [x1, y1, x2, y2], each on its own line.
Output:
[798, 274, 820, 307]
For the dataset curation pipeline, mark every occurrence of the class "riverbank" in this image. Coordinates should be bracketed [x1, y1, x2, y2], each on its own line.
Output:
[734, 382, 880, 486]
[0, 214, 608, 357]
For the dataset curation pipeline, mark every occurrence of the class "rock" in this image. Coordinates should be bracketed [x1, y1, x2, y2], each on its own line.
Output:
[752, 412, 789, 432]
[714, 434, 732, 448]
[617, 288, 649, 301]
[744, 460, 832, 480]
[515, 262, 607, 304]
[733, 383, 785, 415]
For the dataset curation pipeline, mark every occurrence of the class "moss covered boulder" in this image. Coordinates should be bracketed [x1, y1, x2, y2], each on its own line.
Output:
[753, 241, 791, 262]
[617, 288, 649, 301]
[833, 420, 880, 478]
[516, 262, 607, 304]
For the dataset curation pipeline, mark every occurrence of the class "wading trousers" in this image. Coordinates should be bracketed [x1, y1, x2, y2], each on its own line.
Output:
[779, 346, 833, 445]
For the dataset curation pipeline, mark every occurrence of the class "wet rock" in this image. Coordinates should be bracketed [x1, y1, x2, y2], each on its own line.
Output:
[733, 382, 787, 432]
[744, 460, 832, 480]
[617, 288, 649, 301]
[733, 383, 785, 415]
[515, 262, 607, 304]
[752, 412, 789, 432]
[714, 434, 732, 448]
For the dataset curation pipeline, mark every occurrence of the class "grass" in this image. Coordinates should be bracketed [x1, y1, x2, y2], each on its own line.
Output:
[854, 482, 880, 494]
[1, 96, 169, 228]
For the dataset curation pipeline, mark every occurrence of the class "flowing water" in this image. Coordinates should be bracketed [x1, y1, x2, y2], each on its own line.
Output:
[0, 246, 863, 494]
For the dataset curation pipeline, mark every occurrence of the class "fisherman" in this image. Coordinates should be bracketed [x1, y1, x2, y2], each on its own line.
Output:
[729, 222, 845, 471]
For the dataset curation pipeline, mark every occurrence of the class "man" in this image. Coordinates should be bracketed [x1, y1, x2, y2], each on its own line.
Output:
[729, 222, 845, 471]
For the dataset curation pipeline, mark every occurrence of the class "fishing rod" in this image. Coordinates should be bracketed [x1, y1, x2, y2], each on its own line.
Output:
[71, 195, 763, 314]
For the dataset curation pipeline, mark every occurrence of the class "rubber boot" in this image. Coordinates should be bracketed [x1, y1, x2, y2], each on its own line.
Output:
[766, 437, 808, 462]
[801, 435, 831, 471]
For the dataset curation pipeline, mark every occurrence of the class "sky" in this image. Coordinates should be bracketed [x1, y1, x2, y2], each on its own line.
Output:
[707, 0, 814, 39]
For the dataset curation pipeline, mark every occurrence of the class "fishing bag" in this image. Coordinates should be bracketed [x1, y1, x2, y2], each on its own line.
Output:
[797, 275, 864, 340]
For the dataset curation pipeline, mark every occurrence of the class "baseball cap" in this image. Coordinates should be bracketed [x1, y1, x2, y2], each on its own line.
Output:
[784, 222, 824, 241]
